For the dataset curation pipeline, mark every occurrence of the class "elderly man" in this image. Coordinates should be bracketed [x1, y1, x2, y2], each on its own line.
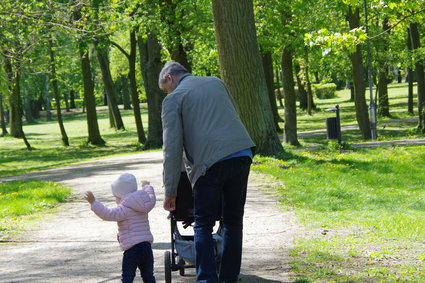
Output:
[159, 61, 255, 283]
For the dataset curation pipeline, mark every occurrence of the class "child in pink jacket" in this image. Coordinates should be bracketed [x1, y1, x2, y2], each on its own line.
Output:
[85, 173, 156, 283]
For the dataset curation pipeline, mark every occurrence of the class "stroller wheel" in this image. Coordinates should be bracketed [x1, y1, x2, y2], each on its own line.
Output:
[177, 257, 185, 276]
[164, 251, 172, 283]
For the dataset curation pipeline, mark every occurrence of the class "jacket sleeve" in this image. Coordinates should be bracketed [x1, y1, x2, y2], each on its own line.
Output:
[90, 200, 129, 222]
[162, 95, 184, 197]
[135, 185, 157, 212]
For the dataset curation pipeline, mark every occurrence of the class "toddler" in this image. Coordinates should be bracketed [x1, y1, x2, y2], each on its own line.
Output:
[85, 173, 156, 283]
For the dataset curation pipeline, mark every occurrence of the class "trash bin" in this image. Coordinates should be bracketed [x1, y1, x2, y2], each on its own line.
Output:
[326, 117, 339, 140]
[325, 105, 342, 144]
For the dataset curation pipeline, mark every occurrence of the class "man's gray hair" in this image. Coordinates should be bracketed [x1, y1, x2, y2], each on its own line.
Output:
[158, 60, 188, 89]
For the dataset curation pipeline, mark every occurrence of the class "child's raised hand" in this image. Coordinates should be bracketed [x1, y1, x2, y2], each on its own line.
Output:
[84, 191, 96, 204]
[141, 180, 150, 187]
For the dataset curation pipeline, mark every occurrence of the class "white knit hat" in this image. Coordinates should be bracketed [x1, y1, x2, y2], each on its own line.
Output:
[111, 173, 137, 198]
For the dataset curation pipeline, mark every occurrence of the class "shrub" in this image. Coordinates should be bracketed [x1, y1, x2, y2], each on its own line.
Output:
[313, 83, 337, 99]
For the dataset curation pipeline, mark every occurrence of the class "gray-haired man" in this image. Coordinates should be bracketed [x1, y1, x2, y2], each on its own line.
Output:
[159, 61, 255, 283]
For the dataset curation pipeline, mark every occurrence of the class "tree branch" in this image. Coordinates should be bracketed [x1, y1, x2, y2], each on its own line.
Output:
[110, 41, 130, 59]
[369, 8, 425, 40]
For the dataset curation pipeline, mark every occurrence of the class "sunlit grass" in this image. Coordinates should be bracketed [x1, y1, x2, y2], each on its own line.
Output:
[252, 145, 425, 281]
[0, 105, 155, 177]
[0, 180, 72, 239]
[285, 82, 422, 147]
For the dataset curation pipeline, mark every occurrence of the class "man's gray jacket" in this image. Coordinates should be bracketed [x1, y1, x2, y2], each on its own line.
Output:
[161, 74, 255, 197]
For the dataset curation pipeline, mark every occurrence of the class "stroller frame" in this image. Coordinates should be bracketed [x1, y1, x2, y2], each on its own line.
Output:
[164, 172, 223, 283]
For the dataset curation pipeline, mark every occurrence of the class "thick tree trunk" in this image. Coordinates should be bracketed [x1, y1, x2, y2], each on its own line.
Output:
[281, 46, 300, 146]
[212, 0, 283, 155]
[138, 32, 165, 149]
[347, 6, 371, 140]
[409, 23, 425, 132]
[78, 43, 105, 146]
[0, 93, 7, 135]
[262, 50, 282, 132]
[49, 38, 69, 146]
[294, 62, 308, 110]
[129, 28, 146, 144]
[95, 41, 125, 130]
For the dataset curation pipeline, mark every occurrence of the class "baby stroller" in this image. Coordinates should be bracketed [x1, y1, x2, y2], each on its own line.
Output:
[164, 172, 223, 283]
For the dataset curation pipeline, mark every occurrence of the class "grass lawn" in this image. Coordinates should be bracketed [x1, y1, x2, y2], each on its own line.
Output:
[254, 146, 425, 282]
[0, 180, 72, 239]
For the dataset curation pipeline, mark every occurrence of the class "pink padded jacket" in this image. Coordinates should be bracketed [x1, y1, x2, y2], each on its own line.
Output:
[90, 185, 156, 251]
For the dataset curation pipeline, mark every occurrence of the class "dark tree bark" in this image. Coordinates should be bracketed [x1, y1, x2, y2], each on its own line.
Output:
[111, 28, 146, 144]
[95, 41, 125, 130]
[347, 6, 371, 140]
[407, 29, 414, 114]
[121, 75, 132, 110]
[262, 50, 282, 132]
[294, 62, 308, 110]
[138, 32, 165, 149]
[409, 23, 425, 132]
[281, 46, 300, 146]
[3, 55, 32, 149]
[0, 93, 8, 135]
[78, 43, 105, 145]
[376, 19, 390, 117]
[275, 68, 284, 108]
[212, 0, 283, 155]
[49, 38, 69, 146]
[70, 90, 76, 109]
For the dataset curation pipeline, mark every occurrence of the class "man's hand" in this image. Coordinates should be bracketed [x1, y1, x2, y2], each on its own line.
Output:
[84, 191, 95, 204]
[163, 196, 176, 211]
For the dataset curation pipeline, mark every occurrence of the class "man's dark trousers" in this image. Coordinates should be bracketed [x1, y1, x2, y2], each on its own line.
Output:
[193, 156, 252, 283]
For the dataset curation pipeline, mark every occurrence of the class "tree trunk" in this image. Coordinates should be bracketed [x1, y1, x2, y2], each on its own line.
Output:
[49, 38, 69, 146]
[138, 32, 165, 149]
[347, 6, 371, 140]
[70, 90, 76, 109]
[129, 28, 146, 144]
[262, 50, 282, 132]
[45, 74, 52, 121]
[23, 87, 34, 123]
[121, 75, 132, 110]
[406, 29, 414, 114]
[275, 68, 284, 108]
[281, 46, 300, 146]
[4, 56, 32, 149]
[409, 23, 425, 132]
[294, 62, 308, 110]
[377, 69, 390, 117]
[377, 19, 390, 117]
[0, 93, 8, 135]
[212, 0, 283, 155]
[78, 43, 105, 145]
[95, 41, 125, 130]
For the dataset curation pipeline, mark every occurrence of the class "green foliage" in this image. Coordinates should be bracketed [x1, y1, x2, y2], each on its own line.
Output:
[312, 83, 337, 99]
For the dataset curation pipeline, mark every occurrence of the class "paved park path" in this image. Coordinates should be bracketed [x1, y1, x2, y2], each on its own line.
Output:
[0, 150, 302, 283]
